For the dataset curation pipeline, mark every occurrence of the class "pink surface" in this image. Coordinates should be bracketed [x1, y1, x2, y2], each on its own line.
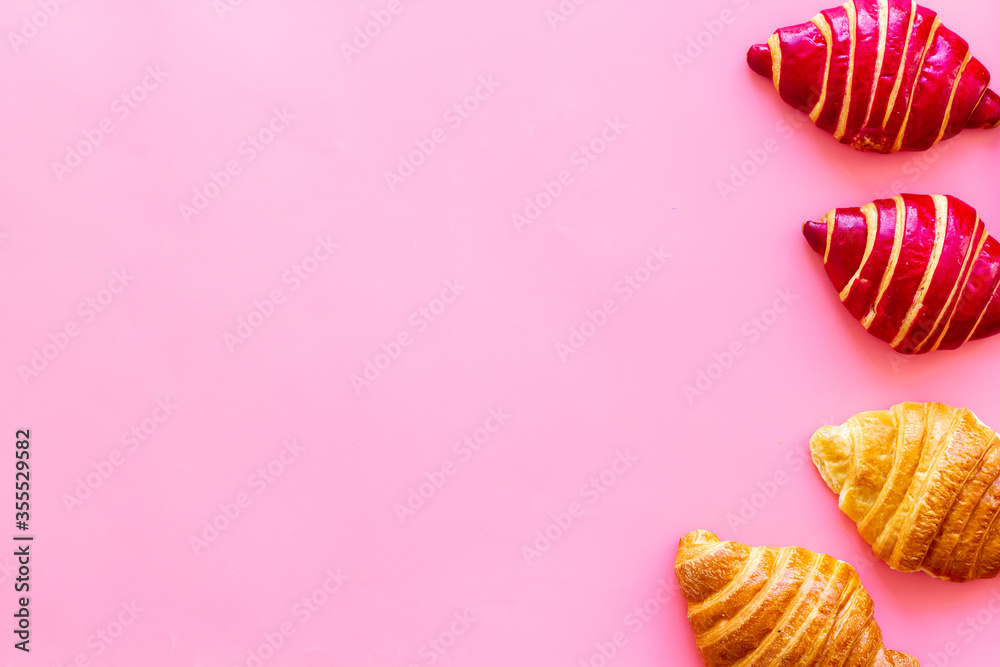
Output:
[3, 0, 1000, 664]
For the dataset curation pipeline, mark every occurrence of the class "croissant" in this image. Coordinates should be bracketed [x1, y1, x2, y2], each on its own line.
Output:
[812, 402, 1000, 582]
[675, 530, 918, 666]
[747, 0, 1000, 153]
[803, 193, 1000, 354]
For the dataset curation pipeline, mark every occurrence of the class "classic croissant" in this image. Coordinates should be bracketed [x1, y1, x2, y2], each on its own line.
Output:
[747, 0, 1000, 153]
[803, 194, 1000, 354]
[675, 530, 917, 665]
[812, 402, 1000, 582]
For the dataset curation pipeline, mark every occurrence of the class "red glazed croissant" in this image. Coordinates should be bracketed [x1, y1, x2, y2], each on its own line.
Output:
[803, 194, 1000, 354]
[675, 530, 918, 666]
[747, 0, 1000, 153]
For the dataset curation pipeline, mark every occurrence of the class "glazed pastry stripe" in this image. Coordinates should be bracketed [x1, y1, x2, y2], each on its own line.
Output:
[964, 267, 1000, 343]
[840, 203, 879, 301]
[890, 195, 948, 348]
[823, 209, 836, 265]
[881, 0, 917, 128]
[918, 216, 985, 352]
[892, 16, 942, 152]
[862, 196, 906, 329]
[935, 52, 972, 145]
[834, 2, 859, 140]
[912, 211, 981, 351]
[769, 32, 782, 92]
[928, 220, 986, 351]
[811, 13, 835, 122]
[861, 0, 890, 128]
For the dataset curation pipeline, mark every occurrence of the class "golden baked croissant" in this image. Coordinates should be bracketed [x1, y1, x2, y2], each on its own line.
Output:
[747, 0, 1000, 153]
[811, 402, 1000, 582]
[803, 194, 1000, 354]
[675, 530, 917, 666]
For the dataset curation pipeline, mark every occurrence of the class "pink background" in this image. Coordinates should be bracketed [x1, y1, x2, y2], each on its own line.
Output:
[3, 0, 1000, 664]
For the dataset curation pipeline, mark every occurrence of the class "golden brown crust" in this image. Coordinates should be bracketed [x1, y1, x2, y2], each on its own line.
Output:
[811, 402, 1000, 581]
[675, 530, 918, 666]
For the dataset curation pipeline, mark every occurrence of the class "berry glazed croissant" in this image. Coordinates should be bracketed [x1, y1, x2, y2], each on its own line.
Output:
[803, 194, 1000, 354]
[675, 530, 918, 666]
[811, 402, 1000, 582]
[747, 0, 1000, 153]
